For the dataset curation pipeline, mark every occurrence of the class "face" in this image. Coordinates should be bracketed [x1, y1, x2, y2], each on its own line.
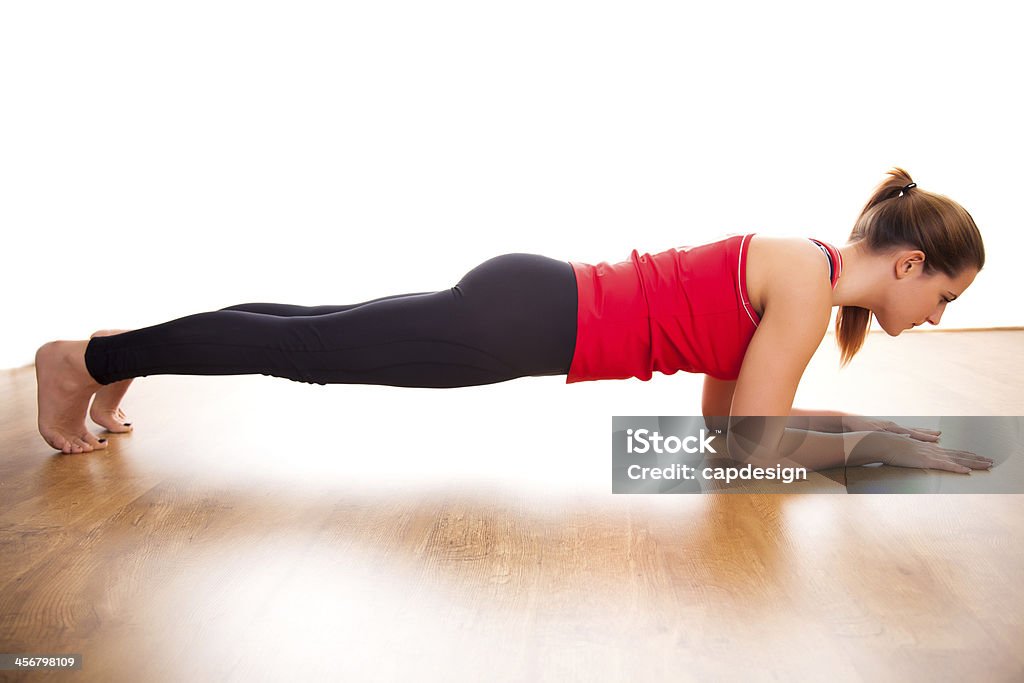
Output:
[874, 250, 979, 336]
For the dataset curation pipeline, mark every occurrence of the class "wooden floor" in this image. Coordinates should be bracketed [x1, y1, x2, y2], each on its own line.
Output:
[1, 330, 1023, 682]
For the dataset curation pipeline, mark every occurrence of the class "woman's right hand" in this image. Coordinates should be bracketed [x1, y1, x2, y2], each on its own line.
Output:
[880, 435, 994, 474]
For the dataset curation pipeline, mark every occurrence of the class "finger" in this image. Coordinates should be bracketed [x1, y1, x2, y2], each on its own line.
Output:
[956, 449, 993, 461]
[894, 426, 936, 437]
[931, 459, 972, 474]
[943, 447, 990, 461]
[950, 452, 994, 468]
[910, 430, 941, 442]
[885, 424, 911, 435]
[948, 455, 991, 468]
[890, 423, 938, 433]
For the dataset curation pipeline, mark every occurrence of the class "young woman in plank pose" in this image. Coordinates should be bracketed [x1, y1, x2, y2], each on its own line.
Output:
[34, 167, 992, 473]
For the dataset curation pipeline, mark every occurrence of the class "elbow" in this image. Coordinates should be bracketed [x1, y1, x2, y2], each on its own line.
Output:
[725, 416, 787, 465]
[704, 413, 729, 434]
[725, 431, 754, 463]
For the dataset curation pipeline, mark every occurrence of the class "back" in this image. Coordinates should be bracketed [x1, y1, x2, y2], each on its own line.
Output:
[567, 233, 758, 382]
[565, 233, 843, 384]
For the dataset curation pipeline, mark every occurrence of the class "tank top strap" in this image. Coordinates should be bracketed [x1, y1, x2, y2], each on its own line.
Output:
[807, 238, 843, 289]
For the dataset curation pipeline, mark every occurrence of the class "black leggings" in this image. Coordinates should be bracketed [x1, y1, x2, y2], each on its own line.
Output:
[84, 253, 579, 389]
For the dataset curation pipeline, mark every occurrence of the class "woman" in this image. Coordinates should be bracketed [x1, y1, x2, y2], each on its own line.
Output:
[34, 167, 993, 473]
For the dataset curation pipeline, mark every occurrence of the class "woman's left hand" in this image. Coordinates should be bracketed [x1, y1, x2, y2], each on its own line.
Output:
[841, 417, 942, 442]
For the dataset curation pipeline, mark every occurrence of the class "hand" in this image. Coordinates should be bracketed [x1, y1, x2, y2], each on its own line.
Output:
[881, 434, 994, 474]
[842, 416, 942, 442]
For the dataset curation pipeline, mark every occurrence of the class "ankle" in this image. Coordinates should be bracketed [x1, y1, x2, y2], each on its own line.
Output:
[63, 340, 103, 390]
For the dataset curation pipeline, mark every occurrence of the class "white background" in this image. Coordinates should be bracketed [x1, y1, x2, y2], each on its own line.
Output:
[2, 0, 1019, 373]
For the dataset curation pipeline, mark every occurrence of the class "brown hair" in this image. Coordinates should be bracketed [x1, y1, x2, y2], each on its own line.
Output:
[835, 167, 985, 366]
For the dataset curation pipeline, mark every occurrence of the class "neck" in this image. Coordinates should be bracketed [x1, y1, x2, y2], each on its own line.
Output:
[832, 241, 887, 310]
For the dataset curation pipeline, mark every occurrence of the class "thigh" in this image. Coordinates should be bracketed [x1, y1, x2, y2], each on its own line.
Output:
[294, 253, 577, 386]
[218, 291, 436, 316]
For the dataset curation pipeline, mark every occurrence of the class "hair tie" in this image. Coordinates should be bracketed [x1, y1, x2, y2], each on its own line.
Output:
[900, 182, 917, 195]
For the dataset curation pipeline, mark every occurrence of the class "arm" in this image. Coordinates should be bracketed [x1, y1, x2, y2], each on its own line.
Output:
[701, 375, 735, 433]
[729, 418, 906, 470]
[702, 377, 852, 434]
[726, 415, 990, 474]
[788, 409, 943, 441]
[709, 387, 985, 472]
[704, 251, 986, 473]
[787, 407, 855, 433]
[702, 373, 904, 468]
[726, 260, 851, 469]
[719, 274, 986, 472]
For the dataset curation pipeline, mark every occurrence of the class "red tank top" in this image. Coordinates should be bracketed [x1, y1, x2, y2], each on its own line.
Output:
[565, 233, 843, 383]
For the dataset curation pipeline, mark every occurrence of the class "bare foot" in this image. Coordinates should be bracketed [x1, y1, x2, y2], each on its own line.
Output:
[35, 340, 108, 454]
[88, 329, 135, 433]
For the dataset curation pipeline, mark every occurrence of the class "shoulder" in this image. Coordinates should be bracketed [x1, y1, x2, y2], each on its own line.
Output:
[748, 234, 833, 275]
[746, 234, 834, 318]
[731, 236, 833, 415]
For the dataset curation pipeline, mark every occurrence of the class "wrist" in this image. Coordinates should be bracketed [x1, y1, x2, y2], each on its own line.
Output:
[844, 430, 904, 467]
[786, 411, 844, 433]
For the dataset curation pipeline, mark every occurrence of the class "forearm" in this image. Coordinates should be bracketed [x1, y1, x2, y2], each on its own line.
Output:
[787, 407, 856, 433]
[708, 410, 857, 438]
[727, 419, 900, 472]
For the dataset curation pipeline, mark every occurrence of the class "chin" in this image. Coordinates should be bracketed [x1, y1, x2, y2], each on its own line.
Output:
[877, 318, 901, 337]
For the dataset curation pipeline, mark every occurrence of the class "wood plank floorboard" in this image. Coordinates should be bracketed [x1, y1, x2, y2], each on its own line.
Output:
[1, 330, 1022, 681]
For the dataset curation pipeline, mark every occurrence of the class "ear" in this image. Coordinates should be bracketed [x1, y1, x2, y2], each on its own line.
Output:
[895, 249, 926, 279]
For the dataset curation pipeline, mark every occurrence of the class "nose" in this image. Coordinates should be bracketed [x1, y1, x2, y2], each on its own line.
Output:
[926, 305, 945, 326]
